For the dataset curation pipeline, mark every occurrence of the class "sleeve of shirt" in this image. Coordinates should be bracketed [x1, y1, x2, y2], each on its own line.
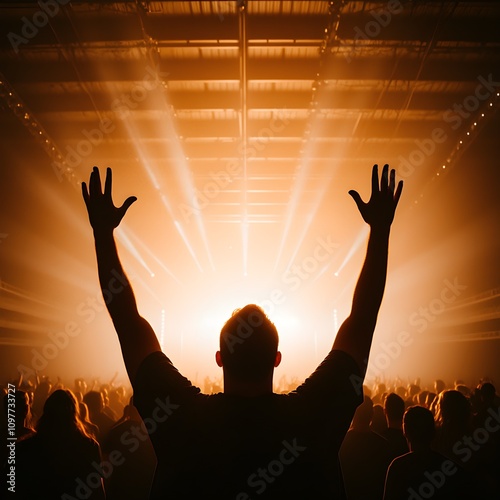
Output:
[132, 351, 200, 422]
[293, 349, 364, 416]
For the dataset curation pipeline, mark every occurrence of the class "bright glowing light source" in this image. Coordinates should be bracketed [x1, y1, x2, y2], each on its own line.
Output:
[334, 271, 339, 277]
[200, 307, 236, 333]
[270, 311, 299, 333]
[442, 165, 446, 169]
[151, 272, 155, 277]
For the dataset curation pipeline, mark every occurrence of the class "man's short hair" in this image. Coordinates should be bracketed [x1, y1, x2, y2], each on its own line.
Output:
[219, 304, 279, 382]
[384, 392, 405, 421]
[403, 405, 435, 445]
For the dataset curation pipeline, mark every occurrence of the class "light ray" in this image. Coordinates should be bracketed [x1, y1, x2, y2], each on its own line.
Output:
[333, 226, 370, 278]
[282, 175, 333, 274]
[273, 156, 313, 273]
[155, 95, 216, 272]
[115, 227, 155, 277]
[119, 114, 207, 272]
[124, 224, 184, 287]
[173, 220, 204, 273]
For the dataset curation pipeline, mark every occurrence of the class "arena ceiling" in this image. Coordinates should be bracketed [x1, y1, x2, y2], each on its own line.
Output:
[1, 0, 499, 222]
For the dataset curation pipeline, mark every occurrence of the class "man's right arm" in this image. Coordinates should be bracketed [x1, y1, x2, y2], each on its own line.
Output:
[82, 167, 161, 382]
[332, 164, 403, 376]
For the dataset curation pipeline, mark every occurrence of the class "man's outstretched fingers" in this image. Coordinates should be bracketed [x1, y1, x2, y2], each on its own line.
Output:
[348, 190, 364, 211]
[119, 196, 137, 217]
[371, 164, 379, 194]
[389, 169, 395, 192]
[394, 180, 404, 205]
[105, 167, 112, 197]
[82, 181, 90, 206]
[90, 166, 102, 195]
[381, 164, 389, 191]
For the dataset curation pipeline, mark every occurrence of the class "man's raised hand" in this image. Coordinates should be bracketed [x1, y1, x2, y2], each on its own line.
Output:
[82, 167, 137, 234]
[348, 164, 403, 229]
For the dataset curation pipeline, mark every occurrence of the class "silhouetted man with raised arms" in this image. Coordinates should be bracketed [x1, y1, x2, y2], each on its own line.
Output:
[82, 164, 403, 499]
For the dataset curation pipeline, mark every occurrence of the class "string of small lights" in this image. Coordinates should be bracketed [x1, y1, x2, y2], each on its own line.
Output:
[413, 89, 499, 206]
[0, 73, 78, 188]
[298, 0, 345, 162]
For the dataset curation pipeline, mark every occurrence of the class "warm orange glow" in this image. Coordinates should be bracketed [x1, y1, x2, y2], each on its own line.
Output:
[1, 2, 499, 392]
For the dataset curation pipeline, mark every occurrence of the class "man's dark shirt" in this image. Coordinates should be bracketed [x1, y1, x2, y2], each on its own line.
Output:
[133, 349, 363, 499]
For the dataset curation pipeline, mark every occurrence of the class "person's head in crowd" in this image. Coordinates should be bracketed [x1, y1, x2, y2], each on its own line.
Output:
[435, 389, 472, 430]
[417, 390, 430, 407]
[396, 386, 406, 400]
[478, 382, 496, 407]
[407, 384, 420, 403]
[37, 389, 92, 439]
[370, 404, 388, 434]
[403, 405, 435, 450]
[384, 392, 405, 428]
[434, 379, 445, 395]
[425, 392, 436, 409]
[455, 384, 471, 398]
[83, 391, 104, 415]
[216, 304, 281, 392]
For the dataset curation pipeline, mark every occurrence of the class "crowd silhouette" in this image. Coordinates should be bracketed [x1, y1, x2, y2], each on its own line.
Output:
[2, 375, 499, 498]
[2, 165, 499, 498]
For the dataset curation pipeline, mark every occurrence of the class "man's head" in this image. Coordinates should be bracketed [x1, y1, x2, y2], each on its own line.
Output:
[403, 405, 435, 448]
[216, 304, 281, 384]
[384, 392, 405, 427]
